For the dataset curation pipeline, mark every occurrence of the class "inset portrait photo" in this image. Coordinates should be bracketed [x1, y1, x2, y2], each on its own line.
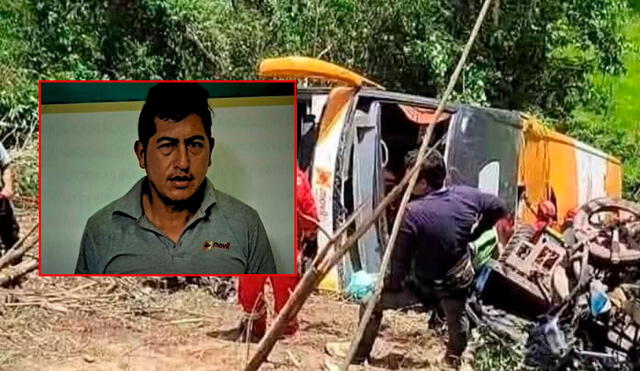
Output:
[40, 81, 295, 275]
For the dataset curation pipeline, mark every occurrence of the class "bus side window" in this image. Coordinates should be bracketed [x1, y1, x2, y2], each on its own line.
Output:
[478, 161, 500, 197]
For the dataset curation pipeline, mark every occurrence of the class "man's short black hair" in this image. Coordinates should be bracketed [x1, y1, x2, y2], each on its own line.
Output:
[405, 149, 446, 190]
[138, 83, 213, 148]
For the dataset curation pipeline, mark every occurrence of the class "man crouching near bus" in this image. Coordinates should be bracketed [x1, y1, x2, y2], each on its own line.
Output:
[351, 150, 506, 367]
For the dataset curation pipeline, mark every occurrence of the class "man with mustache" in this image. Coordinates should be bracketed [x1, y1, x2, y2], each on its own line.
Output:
[75, 83, 276, 274]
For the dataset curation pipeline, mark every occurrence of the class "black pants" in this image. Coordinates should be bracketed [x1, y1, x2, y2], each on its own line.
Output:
[0, 198, 19, 251]
[354, 283, 470, 362]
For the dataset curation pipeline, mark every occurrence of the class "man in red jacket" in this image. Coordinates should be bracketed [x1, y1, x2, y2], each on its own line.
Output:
[235, 164, 318, 340]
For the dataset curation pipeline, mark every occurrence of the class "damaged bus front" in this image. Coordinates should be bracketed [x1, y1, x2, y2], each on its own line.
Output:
[263, 56, 621, 292]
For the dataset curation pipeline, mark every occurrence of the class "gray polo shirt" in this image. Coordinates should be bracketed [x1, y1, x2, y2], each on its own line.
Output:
[75, 177, 276, 274]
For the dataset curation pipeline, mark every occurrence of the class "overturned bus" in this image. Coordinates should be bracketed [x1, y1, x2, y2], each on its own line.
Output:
[261, 57, 623, 291]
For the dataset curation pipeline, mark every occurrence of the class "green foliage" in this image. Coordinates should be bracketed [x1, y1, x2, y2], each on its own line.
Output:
[0, 0, 638, 199]
[6, 0, 630, 111]
[0, 2, 38, 143]
[470, 333, 524, 371]
[567, 12, 640, 201]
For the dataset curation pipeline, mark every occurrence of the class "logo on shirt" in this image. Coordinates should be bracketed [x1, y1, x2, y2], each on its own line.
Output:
[315, 167, 332, 188]
[201, 241, 231, 251]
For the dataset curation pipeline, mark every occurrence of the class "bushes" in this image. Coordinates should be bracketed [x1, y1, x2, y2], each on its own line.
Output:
[0, 0, 637, 199]
[4, 0, 631, 111]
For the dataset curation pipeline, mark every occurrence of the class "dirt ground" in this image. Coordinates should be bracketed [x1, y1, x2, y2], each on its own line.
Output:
[0, 207, 465, 371]
[0, 281, 463, 371]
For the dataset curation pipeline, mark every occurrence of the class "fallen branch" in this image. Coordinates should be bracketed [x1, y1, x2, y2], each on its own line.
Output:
[0, 259, 38, 286]
[298, 211, 331, 240]
[286, 350, 302, 367]
[0, 223, 38, 269]
[63, 281, 99, 295]
[168, 318, 206, 325]
[309, 199, 370, 267]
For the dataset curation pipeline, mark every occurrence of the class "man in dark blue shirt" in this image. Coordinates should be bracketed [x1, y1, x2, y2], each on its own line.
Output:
[353, 150, 506, 367]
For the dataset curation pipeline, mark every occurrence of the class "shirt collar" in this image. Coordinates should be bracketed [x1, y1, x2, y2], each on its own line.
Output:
[432, 185, 448, 194]
[113, 177, 218, 220]
[425, 185, 448, 198]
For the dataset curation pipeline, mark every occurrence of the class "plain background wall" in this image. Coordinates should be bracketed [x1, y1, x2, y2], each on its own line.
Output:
[41, 93, 294, 274]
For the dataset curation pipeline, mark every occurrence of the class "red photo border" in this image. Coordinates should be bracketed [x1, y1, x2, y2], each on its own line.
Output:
[38, 80, 298, 277]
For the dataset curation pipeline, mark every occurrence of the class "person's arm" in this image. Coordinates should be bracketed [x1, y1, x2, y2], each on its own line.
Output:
[246, 213, 277, 274]
[297, 169, 318, 237]
[1, 165, 13, 200]
[75, 224, 99, 274]
[0, 143, 13, 200]
[470, 191, 507, 242]
[385, 211, 417, 291]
